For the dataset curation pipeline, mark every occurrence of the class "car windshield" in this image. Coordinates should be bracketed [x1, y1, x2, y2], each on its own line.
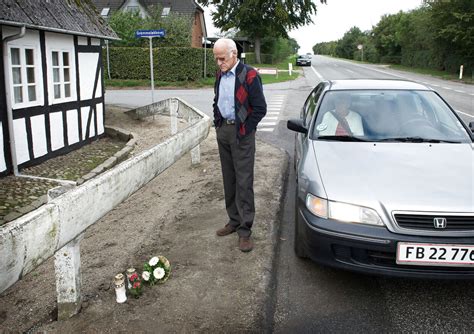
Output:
[312, 90, 472, 143]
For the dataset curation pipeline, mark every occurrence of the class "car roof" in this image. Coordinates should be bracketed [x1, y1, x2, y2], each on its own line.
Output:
[327, 79, 432, 91]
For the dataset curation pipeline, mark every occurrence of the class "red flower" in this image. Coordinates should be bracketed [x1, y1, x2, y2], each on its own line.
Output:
[133, 281, 141, 289]
[130, 273, 138, 281]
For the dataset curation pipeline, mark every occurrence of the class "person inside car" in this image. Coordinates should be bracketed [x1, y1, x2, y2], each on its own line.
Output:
[317, 93, 364, 136]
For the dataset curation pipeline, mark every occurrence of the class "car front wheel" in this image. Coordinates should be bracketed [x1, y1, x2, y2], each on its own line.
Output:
[294, 187, 308, 258]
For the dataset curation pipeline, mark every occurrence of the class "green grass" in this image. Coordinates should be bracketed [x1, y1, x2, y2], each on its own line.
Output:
[260, 71, 299, 84]
[388, 64, 473, 84]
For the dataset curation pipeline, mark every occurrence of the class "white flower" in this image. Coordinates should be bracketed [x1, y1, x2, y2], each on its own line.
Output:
[149, 257, 159, 266]
[153, 267, 165, 280]
[142, 271, 150, 281]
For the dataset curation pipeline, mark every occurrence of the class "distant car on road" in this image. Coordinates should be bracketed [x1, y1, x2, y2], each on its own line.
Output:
[296, 54, 312, 67]
[287, 79, 474, 279]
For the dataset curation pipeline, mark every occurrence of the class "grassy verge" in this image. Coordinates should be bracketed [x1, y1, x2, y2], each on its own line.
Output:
[260, 71, 299, 84]
[388, 64, 473, 84]
[105, 55, 300, 89]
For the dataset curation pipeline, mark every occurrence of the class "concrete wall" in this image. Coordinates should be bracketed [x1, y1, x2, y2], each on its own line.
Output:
[0, 98, 210, 293]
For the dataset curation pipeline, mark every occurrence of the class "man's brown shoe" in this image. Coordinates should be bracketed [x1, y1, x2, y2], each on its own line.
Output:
[239, 236, 253, 252]
[216, 224, 236, 236]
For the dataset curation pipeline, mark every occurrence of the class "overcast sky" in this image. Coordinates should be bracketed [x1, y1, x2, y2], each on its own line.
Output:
[204, 0, 425, 54]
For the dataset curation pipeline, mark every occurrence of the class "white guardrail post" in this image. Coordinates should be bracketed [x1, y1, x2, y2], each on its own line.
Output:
[0, 98, 210, 319]
[54, 233, 84, 320]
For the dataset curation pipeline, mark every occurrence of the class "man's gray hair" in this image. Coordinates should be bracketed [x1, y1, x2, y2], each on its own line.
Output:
[214, 38, 237, 54]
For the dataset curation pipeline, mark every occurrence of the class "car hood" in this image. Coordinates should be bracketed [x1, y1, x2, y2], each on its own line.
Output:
[312, 141, 474, 213]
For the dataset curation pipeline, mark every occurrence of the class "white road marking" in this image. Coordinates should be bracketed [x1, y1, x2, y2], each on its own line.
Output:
[311, 66, 325, 81]
[456, 110, 474, 118]
[258, 94, 287, 132]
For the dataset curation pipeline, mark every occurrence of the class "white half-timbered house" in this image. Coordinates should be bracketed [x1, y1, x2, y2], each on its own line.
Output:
[0, 0, 118, 176]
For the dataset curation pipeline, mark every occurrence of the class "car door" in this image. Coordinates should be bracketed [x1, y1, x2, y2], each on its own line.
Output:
[295, 83, 325, 168]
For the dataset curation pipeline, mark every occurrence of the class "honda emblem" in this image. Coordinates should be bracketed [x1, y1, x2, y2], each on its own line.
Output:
[433, 217, 447, 229]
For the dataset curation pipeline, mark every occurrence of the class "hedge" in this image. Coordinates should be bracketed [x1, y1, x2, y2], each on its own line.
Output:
[243, 53, 274, 64]
[104, 47, 218, 81]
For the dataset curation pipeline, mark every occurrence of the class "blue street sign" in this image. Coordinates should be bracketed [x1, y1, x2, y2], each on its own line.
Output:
[135, 29, 166, 38]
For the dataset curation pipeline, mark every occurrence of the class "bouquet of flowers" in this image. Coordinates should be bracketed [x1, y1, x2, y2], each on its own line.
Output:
[128, 272, 142, 298]
[142, 255, 171, 285]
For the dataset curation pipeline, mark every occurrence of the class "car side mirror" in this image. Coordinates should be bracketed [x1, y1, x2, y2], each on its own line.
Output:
[287, 119, 307, 134]
[469, 121, 474, 133]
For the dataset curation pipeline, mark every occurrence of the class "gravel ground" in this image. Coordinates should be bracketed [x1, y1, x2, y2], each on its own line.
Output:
[0, 104, 289, 333]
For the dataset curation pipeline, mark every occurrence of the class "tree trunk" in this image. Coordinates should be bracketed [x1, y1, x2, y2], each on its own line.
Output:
[254, 36, 261, 64]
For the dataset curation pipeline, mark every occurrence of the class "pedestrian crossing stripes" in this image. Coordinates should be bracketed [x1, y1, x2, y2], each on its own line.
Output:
[258, 94, 285, 132]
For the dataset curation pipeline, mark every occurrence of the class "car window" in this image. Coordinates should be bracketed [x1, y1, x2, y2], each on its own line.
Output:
[314, 91, 365, 137]
[303, 83, 324, 127]
[312, 90, 471, 143]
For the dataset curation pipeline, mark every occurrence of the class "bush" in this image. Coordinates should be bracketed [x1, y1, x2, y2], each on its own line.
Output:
[379, 55, 402, 64]
[104, 47, 218, 81]
[243, 53, 274, 64]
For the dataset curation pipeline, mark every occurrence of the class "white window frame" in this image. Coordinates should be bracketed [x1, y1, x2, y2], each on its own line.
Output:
[162, 7, 171, 16]
[51, 50, 73, 102]
[8, 45, 43, 109]
[45, 32, 77, 105]
[101, 7, 110, 17]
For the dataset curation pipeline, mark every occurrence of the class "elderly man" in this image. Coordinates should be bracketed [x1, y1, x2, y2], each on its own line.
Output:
[212, 38, 267, 252]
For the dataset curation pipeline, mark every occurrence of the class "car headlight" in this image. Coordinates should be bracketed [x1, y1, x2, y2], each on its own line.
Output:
[305, 193, 384, 226]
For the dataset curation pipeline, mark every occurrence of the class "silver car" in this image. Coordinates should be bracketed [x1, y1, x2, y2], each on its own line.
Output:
[287, 79, 474, 279]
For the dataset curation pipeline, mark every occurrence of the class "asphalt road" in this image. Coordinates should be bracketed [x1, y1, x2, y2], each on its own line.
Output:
[106, 58, 474, 332]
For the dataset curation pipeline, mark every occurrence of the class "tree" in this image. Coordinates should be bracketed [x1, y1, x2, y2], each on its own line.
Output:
[146, 6, 193, 47]
[198, 0, 325, 63]
[108, 10, 147, 47]
[428, 0, 474, 73]
[108, 6, 194, 48]
[371, 11, 406, 64]
[261, 37, 299, 63]
[335, 27, 365, 60]
[313, 41, 337, 56]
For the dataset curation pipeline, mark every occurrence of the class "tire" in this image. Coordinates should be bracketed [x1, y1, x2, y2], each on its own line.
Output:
[294, 187, 308, 258]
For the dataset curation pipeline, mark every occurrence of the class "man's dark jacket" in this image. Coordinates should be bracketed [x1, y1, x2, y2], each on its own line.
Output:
[213, 61, 267, 138]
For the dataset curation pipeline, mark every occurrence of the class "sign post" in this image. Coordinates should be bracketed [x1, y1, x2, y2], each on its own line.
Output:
[357, 44, 364, 62]
[135, 29, 166, 103]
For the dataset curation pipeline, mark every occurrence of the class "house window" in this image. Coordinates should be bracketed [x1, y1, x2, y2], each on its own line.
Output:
[10, 47, 38, 105]
[162, 7, 170, 16]
[101, 7, 110, 17]
[51, 51, 72, 100]
[126, 5, 139, 12]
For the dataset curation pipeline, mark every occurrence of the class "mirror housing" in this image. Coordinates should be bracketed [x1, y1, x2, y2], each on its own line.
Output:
[469, 121, 474, 133]
[287, 119, 307, 134]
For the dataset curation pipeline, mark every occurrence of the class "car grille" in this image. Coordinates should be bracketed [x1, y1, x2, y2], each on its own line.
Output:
[394, 214, 474, 231]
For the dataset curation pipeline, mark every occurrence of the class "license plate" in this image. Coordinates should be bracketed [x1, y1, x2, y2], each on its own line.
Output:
[396, 243, 474, 267]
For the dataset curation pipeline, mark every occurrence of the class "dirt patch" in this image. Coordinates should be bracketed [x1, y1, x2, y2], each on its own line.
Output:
[0, 105, 288, 332]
